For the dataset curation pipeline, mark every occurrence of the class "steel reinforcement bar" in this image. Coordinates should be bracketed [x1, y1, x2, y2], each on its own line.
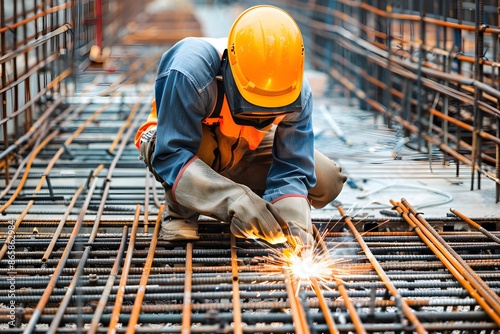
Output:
[1, 195, 500, 332]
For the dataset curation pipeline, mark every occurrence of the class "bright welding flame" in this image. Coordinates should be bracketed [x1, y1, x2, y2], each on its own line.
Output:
[280, 247, 342, 295]
[289, 252, 321, 279]
[254, 207, 385, 292]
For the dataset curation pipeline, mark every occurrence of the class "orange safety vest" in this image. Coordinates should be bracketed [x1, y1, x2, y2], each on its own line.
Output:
[202, 79, 284, 150]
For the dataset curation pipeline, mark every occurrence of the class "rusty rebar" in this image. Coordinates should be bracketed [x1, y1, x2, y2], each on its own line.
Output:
[450, 208, 500, 244]
[283, 267, 310, 334]
[337, 204, 427, 334]
[402, 199, 500, 308]
[230, 234, 243, 334]
[181, 242, 194, 333]
[88, 225, 128, 334]
[22, 177, 99, 334]
[42, 165, 104, 262]
[107, 204, 142, 334]
[310, 277, 340, 334]
[391, 199, 500, 326]
[125, 206, 162, 333]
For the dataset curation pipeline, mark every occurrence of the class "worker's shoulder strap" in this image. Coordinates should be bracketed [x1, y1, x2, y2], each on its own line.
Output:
[203, 78, 225, 123]
[204, 47, 227, 123]
[213, 79, 225, 118]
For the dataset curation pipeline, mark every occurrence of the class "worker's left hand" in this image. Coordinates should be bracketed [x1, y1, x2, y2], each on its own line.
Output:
[138, 126, 164, 183]
[138, 126, 157, 169]
[272, 197, 314, 253]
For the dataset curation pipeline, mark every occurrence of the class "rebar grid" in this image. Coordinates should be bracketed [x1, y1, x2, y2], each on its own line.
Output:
[1, 1, 499, 332]
[1, 208, 500, 333]
[0, 0, 147, 184]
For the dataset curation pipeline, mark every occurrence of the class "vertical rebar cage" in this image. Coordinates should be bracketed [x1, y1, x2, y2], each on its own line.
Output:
[1, 1, 72, 181]
[0, 0, 144, 184]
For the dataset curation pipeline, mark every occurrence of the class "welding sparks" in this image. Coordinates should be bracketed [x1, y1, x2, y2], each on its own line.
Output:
[288, 251, 320, 279]
[254, 240, 347, 297]
[283, 247, 343, 295]
[253, 207, 386, 295]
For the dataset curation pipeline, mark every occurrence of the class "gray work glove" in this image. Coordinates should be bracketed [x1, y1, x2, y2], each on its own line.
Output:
[138, 126, 163, 182]
[273, 197, 314, 253]
[172, 158, 287, 244]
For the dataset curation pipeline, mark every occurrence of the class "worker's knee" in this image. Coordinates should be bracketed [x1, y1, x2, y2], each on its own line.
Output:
[308, 150, 347, 209]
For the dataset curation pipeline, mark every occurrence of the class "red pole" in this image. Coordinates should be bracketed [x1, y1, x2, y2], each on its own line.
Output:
[96, 0, 102, 50]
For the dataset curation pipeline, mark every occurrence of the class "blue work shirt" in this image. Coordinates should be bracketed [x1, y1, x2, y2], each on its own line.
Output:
[152, 37, 316, 203]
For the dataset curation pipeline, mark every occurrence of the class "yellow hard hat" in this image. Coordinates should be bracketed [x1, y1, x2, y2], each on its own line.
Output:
[227, 5, 304, 108]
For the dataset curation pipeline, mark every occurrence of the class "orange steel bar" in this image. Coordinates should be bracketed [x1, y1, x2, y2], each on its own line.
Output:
[337, 205, 427, 334]
[314, 226, 368, 334]
[428, 109, 500, 145]
[108, 204, 147, 334]
[126, 207, 162, 334]
[230, 234, 243, 334]
[88, 225, 128, 334]
[401, 199, 500, 308]
[334, 278, 367, 334]
[311, 225, 340, 333]
[0, 131, 61, 261]
[391, 200, 500, 326]
[181, 242, 194, 334]
[310, 277, 340, 334]
[0, 130, 59, 214]
[0, 3, 72, 34]
[334, 0, 500, 34]
[450, 208, 500, 244]
[283, 268, 310, 334]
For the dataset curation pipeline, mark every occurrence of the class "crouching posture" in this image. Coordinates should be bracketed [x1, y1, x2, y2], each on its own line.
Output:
[135, 5, 347, 250]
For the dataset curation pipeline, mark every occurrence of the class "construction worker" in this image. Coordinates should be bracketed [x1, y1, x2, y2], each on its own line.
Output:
[135, 5, 347, 251]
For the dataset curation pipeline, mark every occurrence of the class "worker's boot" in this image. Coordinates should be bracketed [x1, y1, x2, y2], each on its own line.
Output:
[138, 129, 200, 241]
[160, 189, 200, 241]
